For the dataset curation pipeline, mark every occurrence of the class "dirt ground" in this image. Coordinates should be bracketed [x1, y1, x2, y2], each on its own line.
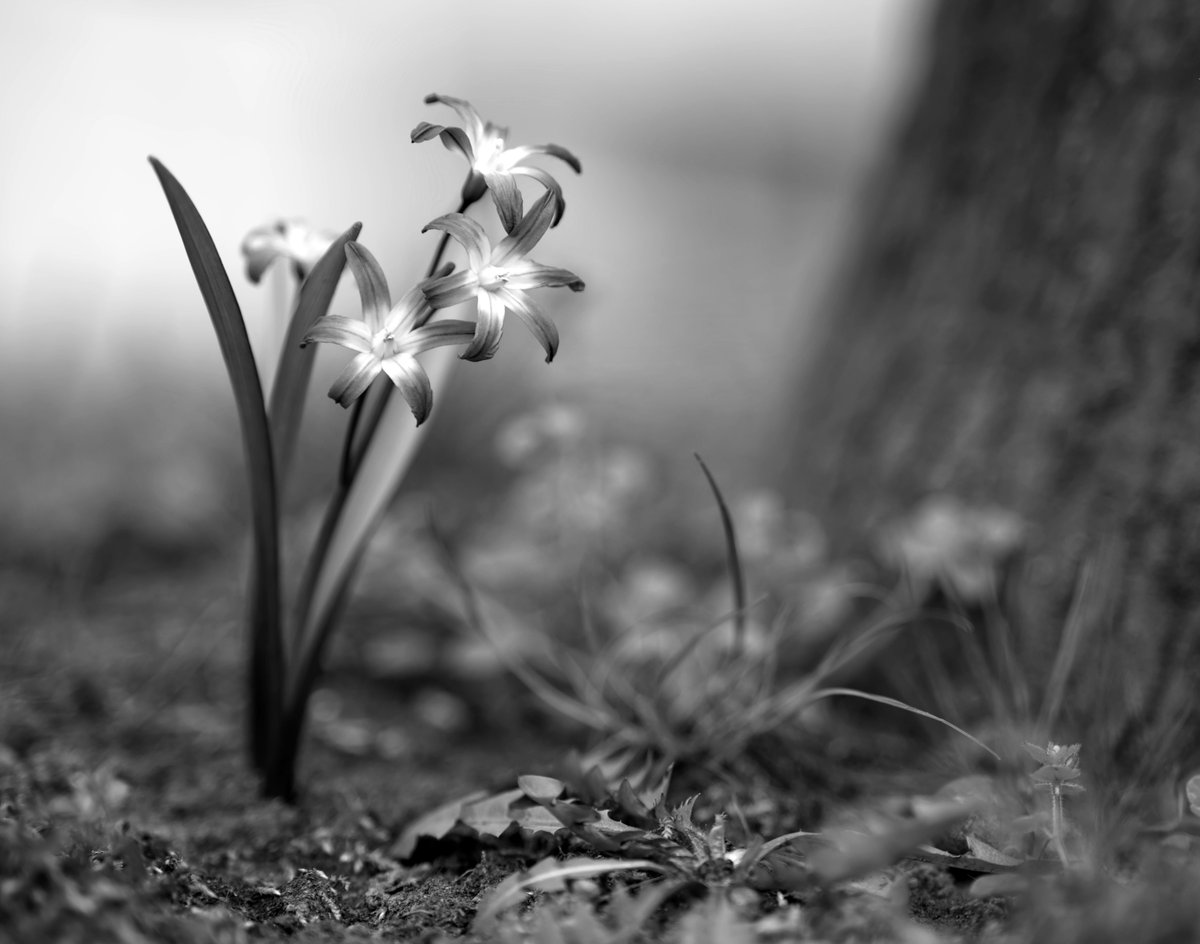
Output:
[4, 513, 1199, 943]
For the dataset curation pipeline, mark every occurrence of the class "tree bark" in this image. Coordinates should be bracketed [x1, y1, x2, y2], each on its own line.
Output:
[783, 0, 1200, 781]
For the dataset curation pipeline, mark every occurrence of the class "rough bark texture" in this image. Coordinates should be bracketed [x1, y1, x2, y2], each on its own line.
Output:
[784, 0, 1200, 778]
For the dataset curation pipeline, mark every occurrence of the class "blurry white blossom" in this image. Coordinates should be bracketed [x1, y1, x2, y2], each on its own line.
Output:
[879, 495, 1025, 604]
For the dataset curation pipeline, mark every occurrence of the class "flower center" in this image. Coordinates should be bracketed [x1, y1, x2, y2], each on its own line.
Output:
[477, 265, 508, 291]
[474, 131, 507, 173]
[378, 331, 402, 358]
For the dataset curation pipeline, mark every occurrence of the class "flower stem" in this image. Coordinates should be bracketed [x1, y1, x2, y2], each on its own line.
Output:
[1050, 785, 1070, 866]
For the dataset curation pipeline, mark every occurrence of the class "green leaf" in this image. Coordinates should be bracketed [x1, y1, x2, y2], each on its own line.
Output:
[810, 799, 977, 884]
[964, 834, 1024, 869]
[391, 789, 488, 859]
[393, 786, 574, 858]
[518, 775, 567, 801]
[811, 688, 1000, 761]
[462, 789, 565, 838]
[473, 856, 665, 932]
[269, 222, 362, 485]
[694, 454, 746, 652]
[148, 157, 282, 776]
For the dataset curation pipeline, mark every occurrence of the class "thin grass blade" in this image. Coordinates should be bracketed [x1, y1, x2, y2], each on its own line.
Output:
[433, 526, 607, 730]
[148, 157, 282, 774]
[1038, 540, 1116, 737]
[694, 453, 747, 651]
[811, 687, 1000, 759]
[654, 596, 766, 687]
[269, 221, 362, 484]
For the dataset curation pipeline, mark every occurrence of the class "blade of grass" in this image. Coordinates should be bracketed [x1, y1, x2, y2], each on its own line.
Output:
[654, 596, 766, 687]
[433, 523, 618, 731]
[148, 157, 282, 777]
[269, 222, 362, 487]
[694, 454, 746, 652]
[810, 687, 1000, 759]
[1038, 541, 1115, 738]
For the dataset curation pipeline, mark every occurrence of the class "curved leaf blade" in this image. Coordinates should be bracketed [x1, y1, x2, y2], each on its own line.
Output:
[148, 156, 282, 774]
[695, 454, 747, 652]
[269, 221, 362, 484]
[473, 856, 665, 932]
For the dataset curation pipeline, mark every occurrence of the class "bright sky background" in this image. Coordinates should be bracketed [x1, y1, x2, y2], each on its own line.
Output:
[0, 0, 928, 486]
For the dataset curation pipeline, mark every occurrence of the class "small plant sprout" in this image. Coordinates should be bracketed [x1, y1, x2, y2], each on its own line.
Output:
[149, 94, 583, 800]
[1024, 741, 1084, 866]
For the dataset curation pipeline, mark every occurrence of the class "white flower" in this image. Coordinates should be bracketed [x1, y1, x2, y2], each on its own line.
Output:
[302, 243, 475, 422]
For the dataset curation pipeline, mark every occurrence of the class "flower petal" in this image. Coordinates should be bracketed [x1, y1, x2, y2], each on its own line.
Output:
[484, 171, 524, 233]
[422, 270, 479, 310]
[504, 261, 585, 292]
[400, 319, 478, 353]
[382, 285, 431, 336]
[497, 288, 559, 363]
[302, 315, 374, 353]
[241, 224, 286, 284]
[327, 352, 382, 407]
[461, 291, 506, 362]
[345, 243, 392, 334]
[492, 190, 557, 266]
[410, 121, 476, 162]
[422, 213, 490, 272]
[410, 120, 444, 143]
[424, 93, 485, 144]
[509, 166, 566, 226]
[242, 245, 280, 284]
[438, 126, 476, 162]
[501, 143, 582, 175]
[379, 354, 433, 425]
[241, 219, 337, 283]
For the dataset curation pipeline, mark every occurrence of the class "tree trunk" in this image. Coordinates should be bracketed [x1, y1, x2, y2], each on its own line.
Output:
[783, 0, 1200, 783]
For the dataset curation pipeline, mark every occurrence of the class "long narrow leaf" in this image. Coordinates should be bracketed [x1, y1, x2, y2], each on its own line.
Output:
[694, 454, 746, 652]
[148, 157, 283, 776]
[285, 348, 458, 716]
[473, 857, 666, 932]
[811, 687, 1000, 759]
[269, 221, 362, 485]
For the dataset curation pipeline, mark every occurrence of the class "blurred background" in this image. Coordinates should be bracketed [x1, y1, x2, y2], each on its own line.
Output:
[0, 0, 929, 564]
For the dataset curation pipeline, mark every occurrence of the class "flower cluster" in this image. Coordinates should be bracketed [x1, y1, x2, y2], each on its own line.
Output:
[290, 95, 584, 424]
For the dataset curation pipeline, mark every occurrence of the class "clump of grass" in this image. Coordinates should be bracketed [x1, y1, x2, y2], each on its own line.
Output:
[436, 457, 997, 776]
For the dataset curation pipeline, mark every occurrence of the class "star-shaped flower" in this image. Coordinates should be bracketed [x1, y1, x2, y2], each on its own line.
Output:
[240, 218, 338, 284]
[411, 94, 581, 233]
[302, 243, 476, 422]
[420, 191, 584, 363]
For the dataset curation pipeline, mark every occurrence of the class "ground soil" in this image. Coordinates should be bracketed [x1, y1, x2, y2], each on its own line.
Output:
[0, 548, 1039, 942]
